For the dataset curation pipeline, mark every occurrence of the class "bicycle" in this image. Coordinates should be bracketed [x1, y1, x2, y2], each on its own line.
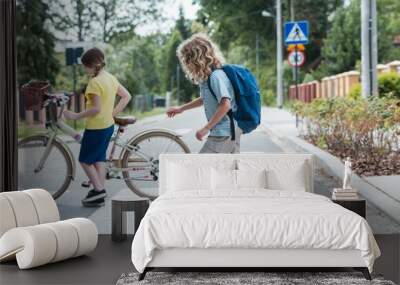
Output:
[18, 81, 190, 199]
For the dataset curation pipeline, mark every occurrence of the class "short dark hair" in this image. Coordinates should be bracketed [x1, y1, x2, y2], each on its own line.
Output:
[81, 48, 105, 76]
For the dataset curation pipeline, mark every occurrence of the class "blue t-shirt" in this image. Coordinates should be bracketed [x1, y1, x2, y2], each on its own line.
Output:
[199, 70, 237, 137]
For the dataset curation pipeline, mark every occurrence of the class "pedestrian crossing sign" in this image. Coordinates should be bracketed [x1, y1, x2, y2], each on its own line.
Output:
[284, 21, 309, 45]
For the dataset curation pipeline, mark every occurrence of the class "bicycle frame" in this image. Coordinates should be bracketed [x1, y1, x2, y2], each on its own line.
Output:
[33, 131, 57, 173]
[106, 125, 158, 181]
[31, 101, 65, 172]
[37, 96, 160, 183]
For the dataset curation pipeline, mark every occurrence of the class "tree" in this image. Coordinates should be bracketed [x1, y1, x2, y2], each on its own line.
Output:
[49, 0, 162, 43]
[163, 31, 183, 100]
[317, 4, 361, 77]
[290, 0, 344, 68]
[49, 0, 97, 41]
[16, 0, 59, 85]
[195, 0, 344, 97]
[376, 0, 400, 61]
[107, 34, 165, 97]
[176, 5, 191, 40]
[95, 0, 161, 43]
[163, 18, 198, 103]
[317, 0, 400, 78]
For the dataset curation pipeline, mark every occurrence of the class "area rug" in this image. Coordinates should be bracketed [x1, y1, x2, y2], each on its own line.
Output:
[116, 271, 395, 285]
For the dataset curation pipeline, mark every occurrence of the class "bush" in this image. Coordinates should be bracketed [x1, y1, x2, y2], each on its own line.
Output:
[348, 83, 361, 99]
[344, 72, 400, 99]
[302, 73, 314, 84]
[290, 96, 400, 176]
[261, 89, 275, 106]
[378, 72, 400, 99]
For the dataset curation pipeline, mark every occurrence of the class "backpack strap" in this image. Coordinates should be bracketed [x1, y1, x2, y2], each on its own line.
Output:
[207, 72, 235, 141]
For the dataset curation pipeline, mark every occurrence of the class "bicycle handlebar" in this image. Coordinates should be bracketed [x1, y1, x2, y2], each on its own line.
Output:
[43, 91, 75, 107]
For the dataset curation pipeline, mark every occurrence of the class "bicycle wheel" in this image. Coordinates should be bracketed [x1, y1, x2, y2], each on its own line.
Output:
[121, 131, 190, 199]
[18, 135, 74, 199]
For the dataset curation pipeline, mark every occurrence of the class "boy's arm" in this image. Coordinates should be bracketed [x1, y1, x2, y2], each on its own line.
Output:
[166, 97, 203, 117]
[195, 98, 231, 140]
[113, 84, 132, 117]
[204, 98, 231, 130]
[181, 97, 203, 111]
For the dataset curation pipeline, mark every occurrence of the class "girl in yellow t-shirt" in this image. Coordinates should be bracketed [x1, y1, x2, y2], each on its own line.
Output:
[63, 48, 131, 207]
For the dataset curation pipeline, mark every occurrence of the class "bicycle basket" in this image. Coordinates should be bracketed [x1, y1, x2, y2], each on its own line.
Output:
[20, 81, 50, 111]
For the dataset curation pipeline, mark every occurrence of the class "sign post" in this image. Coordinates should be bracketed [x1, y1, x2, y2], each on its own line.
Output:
[284, 21, 309, 126]
[65, 47, 84, 128]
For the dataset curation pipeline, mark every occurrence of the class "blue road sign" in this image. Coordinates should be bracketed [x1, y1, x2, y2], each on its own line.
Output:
[284, 21, 309, 45]
[65, 47, 84, 66]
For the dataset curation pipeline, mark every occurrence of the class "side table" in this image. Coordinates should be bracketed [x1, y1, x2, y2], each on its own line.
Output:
[332, 198, 366, 218]
[112, 196, 150, 242]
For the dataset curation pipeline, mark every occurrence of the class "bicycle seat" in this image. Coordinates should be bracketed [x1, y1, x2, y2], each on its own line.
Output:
[114, 116, 137, 126]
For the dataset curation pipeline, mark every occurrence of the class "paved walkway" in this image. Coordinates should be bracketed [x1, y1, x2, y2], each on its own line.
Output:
[260, 107, 400, 234]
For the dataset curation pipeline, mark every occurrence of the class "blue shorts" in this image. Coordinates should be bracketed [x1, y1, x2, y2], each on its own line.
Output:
[79, 125, 114, 164]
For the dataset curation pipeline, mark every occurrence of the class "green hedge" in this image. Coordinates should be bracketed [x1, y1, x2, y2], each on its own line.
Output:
[378, 72, 400, 99]
[346, 72, 400, 99]
[291, 96, 400, 176]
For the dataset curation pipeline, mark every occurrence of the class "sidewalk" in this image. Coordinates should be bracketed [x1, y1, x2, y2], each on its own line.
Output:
[260, 107, 400, 234]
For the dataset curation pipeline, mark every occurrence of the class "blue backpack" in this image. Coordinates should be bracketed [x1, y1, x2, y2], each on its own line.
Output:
[207, 64, 261, 140]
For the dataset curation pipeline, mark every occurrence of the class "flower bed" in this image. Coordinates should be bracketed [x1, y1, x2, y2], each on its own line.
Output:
[291, 96, 400, 176]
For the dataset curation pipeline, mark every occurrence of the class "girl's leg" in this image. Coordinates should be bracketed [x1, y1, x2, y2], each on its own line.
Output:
[94, 162, 106, 189]
[80, 162, 103, 191]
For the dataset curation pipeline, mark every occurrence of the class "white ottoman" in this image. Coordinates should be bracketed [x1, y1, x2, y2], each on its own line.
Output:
[0, 189, 98, 269]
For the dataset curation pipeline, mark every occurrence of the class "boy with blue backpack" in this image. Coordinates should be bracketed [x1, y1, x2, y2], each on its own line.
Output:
[167, 34, 261, 153]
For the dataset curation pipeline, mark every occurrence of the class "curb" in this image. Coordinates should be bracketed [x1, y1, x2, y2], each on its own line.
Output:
[263, 125, 400, 225]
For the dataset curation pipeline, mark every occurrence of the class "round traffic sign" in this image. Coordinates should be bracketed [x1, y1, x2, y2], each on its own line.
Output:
[288, 50, 306, 67]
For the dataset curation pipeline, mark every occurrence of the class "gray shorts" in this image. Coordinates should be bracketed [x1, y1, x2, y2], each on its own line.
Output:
[199, 127, 242, 154]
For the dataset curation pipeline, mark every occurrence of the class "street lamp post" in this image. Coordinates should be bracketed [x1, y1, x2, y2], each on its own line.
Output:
[361, 0, 378, 98]
[276, 0, 283, 108]
[261, 1, 283, 108]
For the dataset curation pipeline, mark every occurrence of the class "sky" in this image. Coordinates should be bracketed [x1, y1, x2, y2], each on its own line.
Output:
[135, 0, 200, 35]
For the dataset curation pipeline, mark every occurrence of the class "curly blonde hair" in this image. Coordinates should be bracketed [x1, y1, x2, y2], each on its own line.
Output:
[176, 33, 225, 85]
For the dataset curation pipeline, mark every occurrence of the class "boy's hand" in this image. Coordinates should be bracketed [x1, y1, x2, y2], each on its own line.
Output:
[63, 110, 79, 120]
[195, 127, 209, 141]
[166, 106, 183, 118]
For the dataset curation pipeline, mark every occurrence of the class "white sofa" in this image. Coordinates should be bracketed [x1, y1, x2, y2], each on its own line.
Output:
[0, 189, 98, 269]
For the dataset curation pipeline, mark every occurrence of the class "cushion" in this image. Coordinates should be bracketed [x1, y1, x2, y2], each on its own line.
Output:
[211, 168, 268, 191]
[266, 163, 306, 191]
[1, 191, 39, 227]
[211, 168, 236, 190]
[0, 218, 97, 269]
[236, 169, 268, 189]
[0, 189, 59, 238]
[167, 160, 236, 192]
[0, 196, 16, 237]
[238, 159, 307, 191]
[167, 162, 211, 191]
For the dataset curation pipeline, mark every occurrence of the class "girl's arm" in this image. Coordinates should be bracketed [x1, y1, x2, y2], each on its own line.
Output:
[112, 84, 132, 117]
[166, 97, 203, 118]
[63, 94, 100, 120]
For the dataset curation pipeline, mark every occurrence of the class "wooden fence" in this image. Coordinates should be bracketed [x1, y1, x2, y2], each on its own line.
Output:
[290, 60, 400, 102]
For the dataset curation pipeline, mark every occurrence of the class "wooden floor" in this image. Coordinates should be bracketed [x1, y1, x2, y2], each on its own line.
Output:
[0, 234, 398, 285]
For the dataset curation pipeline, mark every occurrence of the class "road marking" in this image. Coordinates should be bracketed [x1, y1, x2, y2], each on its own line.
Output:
[175, 128, 192, 135]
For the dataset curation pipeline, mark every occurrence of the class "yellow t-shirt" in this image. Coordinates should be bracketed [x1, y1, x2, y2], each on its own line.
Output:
[84, 70, 119, 129]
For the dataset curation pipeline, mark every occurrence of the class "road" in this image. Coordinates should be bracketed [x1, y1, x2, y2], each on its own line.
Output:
[56, 107, 283, 233]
